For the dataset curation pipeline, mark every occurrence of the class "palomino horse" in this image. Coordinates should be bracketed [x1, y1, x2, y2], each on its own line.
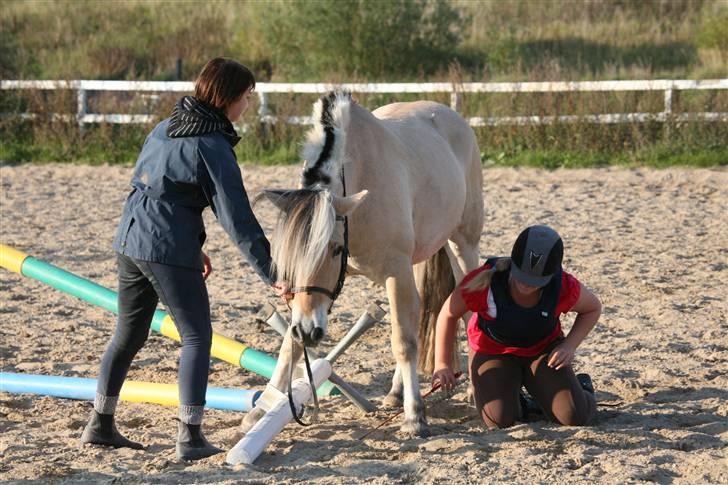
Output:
[248, 92, 483, 436]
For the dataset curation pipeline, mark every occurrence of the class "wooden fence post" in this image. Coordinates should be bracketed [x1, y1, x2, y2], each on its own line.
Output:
[664, 83, 680, 138]
[450, 91, 461, 112]
[76, 86, 87, 133]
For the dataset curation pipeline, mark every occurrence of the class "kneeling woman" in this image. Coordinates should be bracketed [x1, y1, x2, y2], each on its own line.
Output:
[432, 225, 601, 428]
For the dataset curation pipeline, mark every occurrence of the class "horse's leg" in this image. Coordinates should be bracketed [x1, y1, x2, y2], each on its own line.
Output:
[446, 236, 480, 282]
[240, 326, 303, 433]
[385, 264, 429, 437]
[383, 259, 425, 408]
[382, 363, 403, 408]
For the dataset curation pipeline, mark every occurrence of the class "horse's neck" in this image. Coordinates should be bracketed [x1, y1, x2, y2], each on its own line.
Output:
[336, 103, 390, 195]
[303, 103, 376, 197]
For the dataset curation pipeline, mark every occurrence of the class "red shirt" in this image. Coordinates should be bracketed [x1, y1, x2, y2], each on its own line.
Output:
[461, 263, 582, 357]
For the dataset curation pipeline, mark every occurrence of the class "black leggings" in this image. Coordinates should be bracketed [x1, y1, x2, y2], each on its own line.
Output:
[469, 339, 596, 429]
[96, 253, 212, 406]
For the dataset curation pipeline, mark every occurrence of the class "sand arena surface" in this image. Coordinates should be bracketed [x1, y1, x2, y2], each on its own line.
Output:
[0, 163, 726, 484]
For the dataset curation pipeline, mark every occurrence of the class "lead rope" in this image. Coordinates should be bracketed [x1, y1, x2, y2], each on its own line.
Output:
[357, 372, 464, 440]
[287, 166, 347, 426]
[287, 334, 320, 426]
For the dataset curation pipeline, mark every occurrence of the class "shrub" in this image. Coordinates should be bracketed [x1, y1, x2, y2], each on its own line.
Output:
[696, 8, 728, 53]
[255, 0, 465, 80]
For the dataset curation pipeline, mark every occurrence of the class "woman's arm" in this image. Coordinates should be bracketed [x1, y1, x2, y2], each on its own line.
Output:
[547, 283, 602, 370]
[432, 287, 468, 390]
[198, 140, 274, 285]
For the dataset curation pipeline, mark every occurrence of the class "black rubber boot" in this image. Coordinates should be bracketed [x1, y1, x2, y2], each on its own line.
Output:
[175, 421, 222, 461]
[576, 373, 595, 395]
[80, 410, 144, 450]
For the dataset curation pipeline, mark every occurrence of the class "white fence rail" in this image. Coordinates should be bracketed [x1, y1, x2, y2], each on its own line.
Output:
[1, 79, 726, 128]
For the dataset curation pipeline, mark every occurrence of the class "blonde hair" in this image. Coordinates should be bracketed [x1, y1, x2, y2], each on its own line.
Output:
[269, 189, 335, 287]
[463, 257, 511, 292]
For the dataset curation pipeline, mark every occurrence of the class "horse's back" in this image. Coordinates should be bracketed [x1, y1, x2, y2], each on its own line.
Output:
[372, 100, 458, 123]
[372, 101, 478, 171]
[352, 100, 481, 264]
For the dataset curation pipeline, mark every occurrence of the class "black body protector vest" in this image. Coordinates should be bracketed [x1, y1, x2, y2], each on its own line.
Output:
[477, 257, 562, 348]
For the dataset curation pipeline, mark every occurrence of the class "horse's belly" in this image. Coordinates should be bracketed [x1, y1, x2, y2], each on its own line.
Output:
[412, 233, 454, 264]
[412, 248, 438, 264]
[411, 185, 466, 264]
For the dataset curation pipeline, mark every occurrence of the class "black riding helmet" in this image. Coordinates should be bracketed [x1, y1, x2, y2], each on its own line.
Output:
[510, 225, 564, 287]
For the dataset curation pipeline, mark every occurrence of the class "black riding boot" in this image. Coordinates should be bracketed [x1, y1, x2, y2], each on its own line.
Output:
[176, 420, 223, 461]
[80, 410, 144, 450]
[576, 373, 595, 395]
[519, 389, 543, 419]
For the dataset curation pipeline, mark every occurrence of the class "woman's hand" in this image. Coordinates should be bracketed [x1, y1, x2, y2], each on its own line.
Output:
[432, 365, 457, 393]
[547, 341, 576, 370]
[272, 281, 293, 302]
[201, 252, 213, 280]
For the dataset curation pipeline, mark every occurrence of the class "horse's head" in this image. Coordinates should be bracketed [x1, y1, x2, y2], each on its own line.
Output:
[261, 187, 368, 346]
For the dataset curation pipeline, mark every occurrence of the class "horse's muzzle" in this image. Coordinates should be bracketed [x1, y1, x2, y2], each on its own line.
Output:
[291, 324, 325, 347]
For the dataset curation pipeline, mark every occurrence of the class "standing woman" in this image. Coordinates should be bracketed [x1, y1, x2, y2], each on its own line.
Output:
[432, 225, 601, 429]
[81, 58, 287, 461]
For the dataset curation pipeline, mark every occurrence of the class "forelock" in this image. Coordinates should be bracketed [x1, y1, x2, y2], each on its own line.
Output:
[270, 190, 336, 286]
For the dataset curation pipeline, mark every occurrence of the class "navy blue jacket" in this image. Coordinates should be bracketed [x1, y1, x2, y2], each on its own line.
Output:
[112, 118, 273, 285]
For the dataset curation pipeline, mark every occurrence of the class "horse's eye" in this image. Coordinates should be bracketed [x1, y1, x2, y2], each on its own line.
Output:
[332, 246, 343, 257]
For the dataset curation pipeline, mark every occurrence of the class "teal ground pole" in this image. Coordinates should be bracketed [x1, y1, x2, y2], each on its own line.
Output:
[2, 251, 337, 396]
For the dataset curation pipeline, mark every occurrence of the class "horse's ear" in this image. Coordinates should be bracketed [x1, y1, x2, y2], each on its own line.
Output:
[332, 190, 368, 216]
[259, 189, 299, 213]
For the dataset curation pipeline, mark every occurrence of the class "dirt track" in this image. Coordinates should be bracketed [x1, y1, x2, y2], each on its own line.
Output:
[1, 163, 726, 484]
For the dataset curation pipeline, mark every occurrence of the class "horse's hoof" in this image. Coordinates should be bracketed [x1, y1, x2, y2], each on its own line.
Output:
[382, 393, 403, 409]
[399, 418, 430, 438]
[239, 407, 265, 434]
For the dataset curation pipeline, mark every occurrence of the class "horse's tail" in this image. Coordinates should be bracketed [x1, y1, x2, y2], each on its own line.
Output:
[416, 246, 458, 375]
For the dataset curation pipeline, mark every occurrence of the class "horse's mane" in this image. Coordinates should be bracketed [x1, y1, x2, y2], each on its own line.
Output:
[265, 93, 352, 287]
[270, 189, 336, 287]
[301, 91, 351, 188]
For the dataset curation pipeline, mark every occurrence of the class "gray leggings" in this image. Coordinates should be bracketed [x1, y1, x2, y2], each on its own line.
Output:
[469, 339, 596, 428]
[96, 253, 212, 406]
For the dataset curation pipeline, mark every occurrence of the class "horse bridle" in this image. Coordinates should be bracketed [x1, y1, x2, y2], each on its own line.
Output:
[287, 215, 348, 313]
[287, 168, 349, 314]
[286, 168, 349, 426]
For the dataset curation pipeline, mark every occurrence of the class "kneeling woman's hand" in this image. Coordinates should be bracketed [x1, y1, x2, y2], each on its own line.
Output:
[547, 341, 576, 370]
[432, 365, 457, 392]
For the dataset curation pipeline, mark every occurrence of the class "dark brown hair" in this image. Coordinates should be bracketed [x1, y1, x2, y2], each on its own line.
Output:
[194, 57, 256, 111]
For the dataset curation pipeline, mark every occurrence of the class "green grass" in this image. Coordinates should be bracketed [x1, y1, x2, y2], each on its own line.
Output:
[482, 144, 728, 169]
[3, 133, 725, 168]
[0, 122, 148, 165]
[633, 143, 728, 167]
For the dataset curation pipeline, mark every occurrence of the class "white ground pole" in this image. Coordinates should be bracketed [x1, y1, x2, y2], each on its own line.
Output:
[260, 303, 384, 413]
[226, 304, 384, 465]
[226, 358, 333, 465]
